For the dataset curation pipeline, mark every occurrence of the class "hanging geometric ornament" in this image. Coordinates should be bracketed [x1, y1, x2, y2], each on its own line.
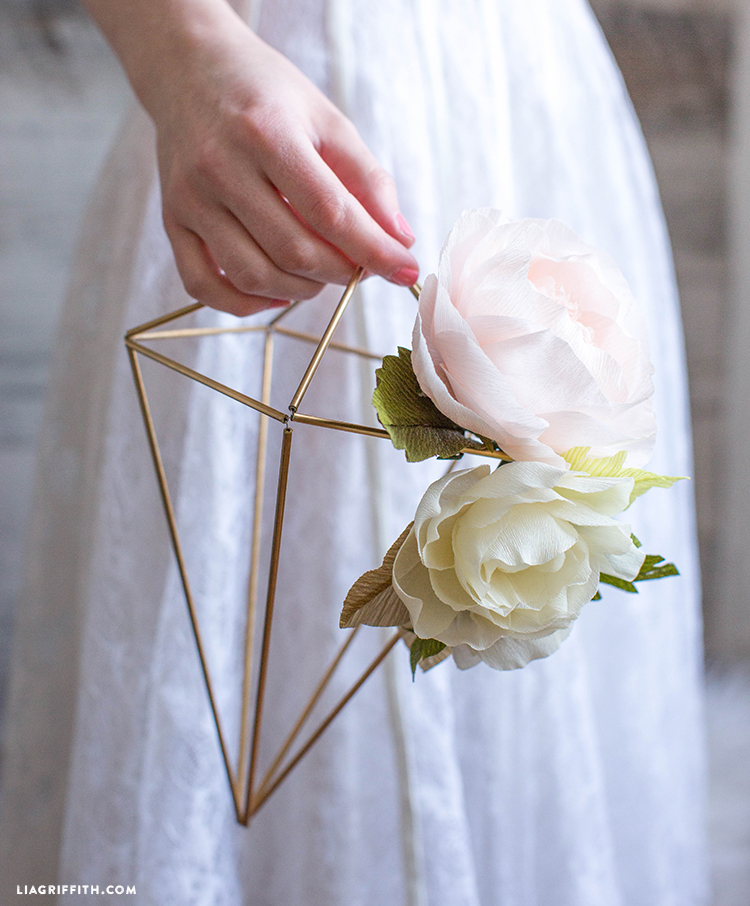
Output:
[125, 268, 417, 825]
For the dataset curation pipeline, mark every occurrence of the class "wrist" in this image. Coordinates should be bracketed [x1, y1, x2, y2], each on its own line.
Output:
[83, 0, 257, 121]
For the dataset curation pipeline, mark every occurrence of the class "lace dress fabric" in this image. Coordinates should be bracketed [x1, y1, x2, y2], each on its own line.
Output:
[0, 1, 708, 904]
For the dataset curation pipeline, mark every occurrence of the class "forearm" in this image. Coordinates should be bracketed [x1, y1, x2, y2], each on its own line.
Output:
[80, 0, 252, 118]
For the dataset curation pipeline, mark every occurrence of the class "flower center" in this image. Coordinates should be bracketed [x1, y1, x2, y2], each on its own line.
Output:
[549, 282, 595, 344]
[528, 257, 597, 344]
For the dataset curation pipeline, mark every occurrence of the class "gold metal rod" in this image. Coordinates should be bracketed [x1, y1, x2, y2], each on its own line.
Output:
[463, 446, 513, 461]
[268, 298, 303, 326]
[238, 330, 275, 794]
[137, 319, 377, 356]
[134, 324, 268, 341]
[244, 426, 294, 823]
[255, 626, 361, 796]
[290, 412, 390, 439]
[273, 327, 382, 361]
[409, 282, 422, 301]
[250, 631, 402, 816]
[290, 412, 510, 459]
[126, 301, 203, 339]
[128, 347, 242, 820]
[443, 457, 461, 476]
[126, 338, 286, 423]
[288, 267, 364, 412]
[132, 296, 301, 340]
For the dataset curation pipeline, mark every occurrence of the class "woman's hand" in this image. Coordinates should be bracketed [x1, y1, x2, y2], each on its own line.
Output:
[83, 0, 419, 315]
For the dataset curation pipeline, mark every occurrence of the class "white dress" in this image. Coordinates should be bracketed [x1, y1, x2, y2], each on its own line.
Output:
[0, 1, 708, 904]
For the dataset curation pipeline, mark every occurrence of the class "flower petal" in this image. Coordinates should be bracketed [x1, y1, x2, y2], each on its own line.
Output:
[412, 211, 657, 465]
[453, 627, 573, 671]
[392, 527, 459, 639]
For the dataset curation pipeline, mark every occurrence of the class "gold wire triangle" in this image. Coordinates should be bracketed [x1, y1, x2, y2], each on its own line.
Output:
[126, 269, 501, 823]
[126, 270, 405, 823]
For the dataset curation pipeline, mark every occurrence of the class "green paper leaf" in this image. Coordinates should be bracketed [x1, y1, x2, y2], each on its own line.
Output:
[635, 556, 680, 582]
[409, 637, 447, 680]
[372, 347, 485, 462]
[476, 433, 502, 453]
[599, 573, 638, 594]
[385, 425, 478, 462]
[596, 553, 680, 600]
[562, 446, 686, 506]
[401, 630, 452, 673]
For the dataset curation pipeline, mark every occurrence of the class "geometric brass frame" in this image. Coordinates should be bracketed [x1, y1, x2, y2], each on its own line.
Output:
[124, 267, 505, 825]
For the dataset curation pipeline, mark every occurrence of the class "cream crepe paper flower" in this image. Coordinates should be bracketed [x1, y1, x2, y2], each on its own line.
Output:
[392, 462, 645, 671]
[411, 210, 656, 467]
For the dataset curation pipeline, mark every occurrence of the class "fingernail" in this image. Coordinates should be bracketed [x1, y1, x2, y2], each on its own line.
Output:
[395, 213, 415, 243]
[391, 266, 420, 287]
[268, 299, 290, 308]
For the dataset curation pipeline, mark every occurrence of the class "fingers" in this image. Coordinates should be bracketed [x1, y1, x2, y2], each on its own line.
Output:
[166, 221, 292, 317]
[161, 99, 419, 313]
[223, 178, 360, 286]
[318, 118, 415, 249]
[260, 128, 420, 287]
[182, 205, 328, 299]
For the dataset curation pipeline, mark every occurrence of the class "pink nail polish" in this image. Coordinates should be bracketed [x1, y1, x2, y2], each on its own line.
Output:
[396, 213, 415, 243]
[392, 266, 420, 287]
[268, 299, 290, 308]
